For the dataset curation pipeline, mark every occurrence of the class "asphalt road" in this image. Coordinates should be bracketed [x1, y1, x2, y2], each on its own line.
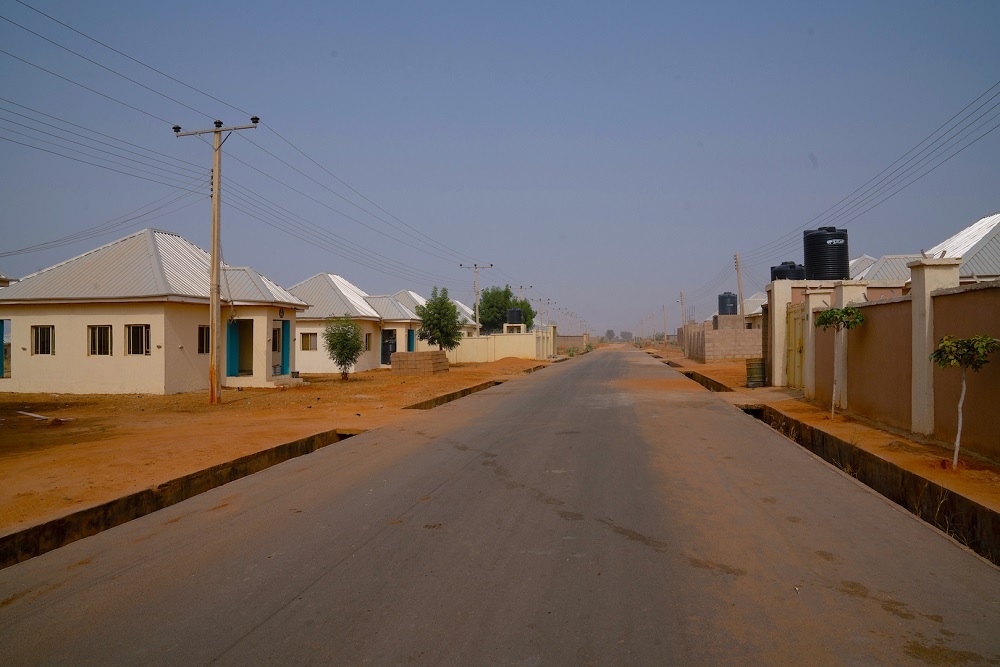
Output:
[1, 348, 999, 665]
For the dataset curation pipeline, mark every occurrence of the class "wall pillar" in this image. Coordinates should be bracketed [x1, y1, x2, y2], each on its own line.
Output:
[803, 289, 833, 400]
[766, 280, 792, 387]
[908, 258, 961, 434]
[833, 280, 868, 308]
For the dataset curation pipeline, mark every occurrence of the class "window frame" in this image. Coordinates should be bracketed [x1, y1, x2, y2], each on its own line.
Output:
[126, 324, 151, 356]
[301, 332, 317, 351]
[88, 325, 113, 356]
[364, 332, 372, 352]
[31, 325, 55, 355]
[197, 325, 210, 354]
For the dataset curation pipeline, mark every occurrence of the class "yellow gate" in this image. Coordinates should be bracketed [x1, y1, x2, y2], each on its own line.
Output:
[786, 302, 805, 389]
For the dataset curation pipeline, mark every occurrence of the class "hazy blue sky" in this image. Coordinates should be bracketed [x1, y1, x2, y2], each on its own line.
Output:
[2, 0, 999, 334]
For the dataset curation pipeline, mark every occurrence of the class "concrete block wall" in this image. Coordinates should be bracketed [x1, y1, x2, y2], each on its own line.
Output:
[703, 328, 763, 361]
[391, 350, 449, 375]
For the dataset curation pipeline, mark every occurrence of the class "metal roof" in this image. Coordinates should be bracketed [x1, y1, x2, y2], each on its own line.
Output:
[393, 289, 477, 326]
[854, 255, 921, 283]
[365, 295, 419, 322]
[290, 274, 380, 320]
[392, 290, 426, 314]
[850, 255, 877, 279]
[926, 211, 1000, 277]
[0, 229, 306, 308]
[743, 292, 767, 317]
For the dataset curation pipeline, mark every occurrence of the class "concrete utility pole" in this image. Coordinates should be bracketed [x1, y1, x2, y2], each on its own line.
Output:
[174, 117, 258, 404]
[679, 292, 686, 325]
[734, 252, 746, 318]
[519, 285, 532, 301]
[663, 304, 667, 344]
[460, 263, 491, 335]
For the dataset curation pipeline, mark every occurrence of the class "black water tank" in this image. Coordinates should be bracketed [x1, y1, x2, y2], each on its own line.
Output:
[718, 292, 738, 315]
[804, 227, 849, 280]
[507, 308, 523, 324]
[770, 261, 806, 281]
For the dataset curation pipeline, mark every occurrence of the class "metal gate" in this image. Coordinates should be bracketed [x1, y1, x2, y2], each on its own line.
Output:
[786, 302, 805, 389]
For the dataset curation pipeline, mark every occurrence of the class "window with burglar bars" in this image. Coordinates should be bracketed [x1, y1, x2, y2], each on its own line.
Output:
[89, 325, 112, 356]
[31, 325, 55, 355]
[126, 324, 150, 355]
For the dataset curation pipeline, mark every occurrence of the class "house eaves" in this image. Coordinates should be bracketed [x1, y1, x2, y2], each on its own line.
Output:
[926, 211, 1000, 277]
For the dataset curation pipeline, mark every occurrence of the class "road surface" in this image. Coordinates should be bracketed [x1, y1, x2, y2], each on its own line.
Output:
[2, 348, 999, 665]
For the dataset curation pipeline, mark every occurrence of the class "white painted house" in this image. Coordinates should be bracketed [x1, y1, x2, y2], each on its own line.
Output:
[0, 229, 307, 394]
[290, 274, 420, 373]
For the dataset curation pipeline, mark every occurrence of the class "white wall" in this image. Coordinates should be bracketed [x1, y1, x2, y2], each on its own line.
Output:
[294, 318, 382, 374]
[1, 302, 169, 394]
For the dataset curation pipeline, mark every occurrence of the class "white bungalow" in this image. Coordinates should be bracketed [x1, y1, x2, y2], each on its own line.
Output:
[0, 229, 307, 394]
[290, 274, 420, 373]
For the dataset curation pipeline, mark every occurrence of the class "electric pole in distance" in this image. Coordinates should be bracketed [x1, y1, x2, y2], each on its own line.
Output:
[460, 263, 492, 335]
[173, 117, 259, 404]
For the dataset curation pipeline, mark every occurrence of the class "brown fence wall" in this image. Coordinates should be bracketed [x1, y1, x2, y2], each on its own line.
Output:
[846, 300, 912, 430]
[814, 326, 834, 406]
[932, 284, 1000, 461]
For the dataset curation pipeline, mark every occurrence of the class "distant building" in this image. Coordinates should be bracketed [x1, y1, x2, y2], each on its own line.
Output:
[290, 274, 421, 373]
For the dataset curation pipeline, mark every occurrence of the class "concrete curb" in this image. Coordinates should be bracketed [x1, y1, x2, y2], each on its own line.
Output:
[0, 428, 358, 571]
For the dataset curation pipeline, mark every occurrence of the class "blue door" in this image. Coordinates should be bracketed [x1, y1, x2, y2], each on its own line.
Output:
[226, 321, 239, 377]
[281, 320, 290, 375]
[407, 328, 415, 352]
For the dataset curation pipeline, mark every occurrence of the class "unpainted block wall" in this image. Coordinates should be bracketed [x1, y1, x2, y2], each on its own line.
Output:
[391, 350, 449, 375]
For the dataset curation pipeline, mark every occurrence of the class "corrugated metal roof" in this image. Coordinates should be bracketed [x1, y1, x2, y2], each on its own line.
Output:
[289, 274, 379, 320]
[453, 299, 476, 325]
[365, 295, 419, 322]
[926, 211, 1000, 277]
[855, 255, 921, 282]
[850, 255, 877, 279]
[392, 290, 426, 314]
[0, 229, 305, 307]
[743, 292, 767, 316]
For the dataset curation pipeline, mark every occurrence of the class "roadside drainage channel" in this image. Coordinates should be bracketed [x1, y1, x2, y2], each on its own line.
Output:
[741, 403, 1000, 567]
[404, 380, 505, 410]
[679, 370, 734, 393]
[0, 428, 361, 570]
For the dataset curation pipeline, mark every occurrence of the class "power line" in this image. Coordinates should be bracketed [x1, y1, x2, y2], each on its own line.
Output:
[0, 47, 173, 125]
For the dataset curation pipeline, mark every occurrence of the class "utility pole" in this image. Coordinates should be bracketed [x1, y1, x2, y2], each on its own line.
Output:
[663, 304, 667, 345]
[679, 292, 686, 325]
[519, 285, 532, 300]
[460, 263, 491, 335]
[174, 116, 258, 404]
[734, 252, 746, 318]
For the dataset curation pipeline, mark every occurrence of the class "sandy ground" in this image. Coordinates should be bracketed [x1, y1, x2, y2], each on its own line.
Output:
[0, 358, 545, 533]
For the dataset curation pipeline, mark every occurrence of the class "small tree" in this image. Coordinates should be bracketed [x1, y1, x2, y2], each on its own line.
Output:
[323, 314, 365, 380]
[606, 329, 616, 341]
[814, 306, 865, 418]
[930, 335, 1000, 469]
[415, 286, 463, 351]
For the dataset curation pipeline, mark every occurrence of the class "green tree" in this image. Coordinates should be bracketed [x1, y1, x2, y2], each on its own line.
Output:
[479, 285, 536, 333]
[415, 286, 463, 351]
[931, 335, 1000, 469]
[323, 314, 365, 380]
[606, 329, 616, 341]
[814, 306, 865, 418]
